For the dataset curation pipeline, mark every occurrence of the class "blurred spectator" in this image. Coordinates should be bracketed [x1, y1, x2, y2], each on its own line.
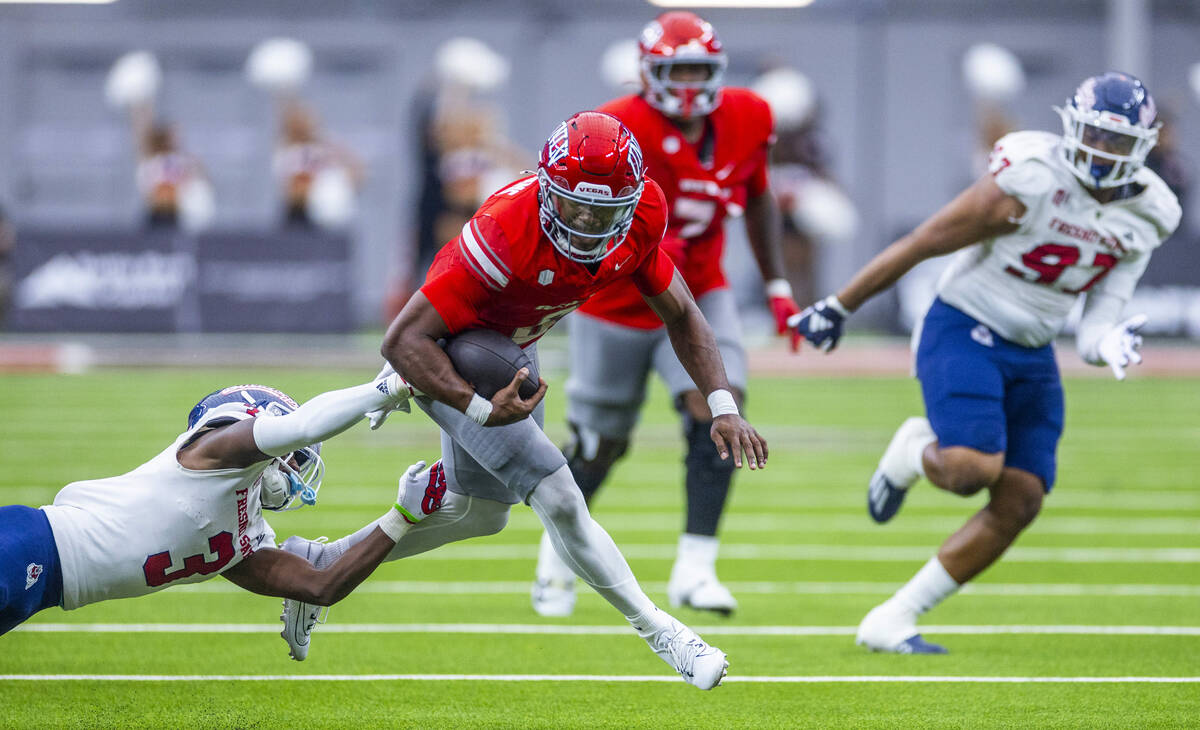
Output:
[273, 98, 365, 229]
[961, 43, 1024, 177]
[971, 101, 1017, 177]
[106, 51, 214, 231]
[0, 204, 13, 326]
[426, 99, 524, 256]
[131, 109, 212, 230]
[245, 38, 365, 230]
[388, 37, 522, 321]
[754, 67, 858, 306]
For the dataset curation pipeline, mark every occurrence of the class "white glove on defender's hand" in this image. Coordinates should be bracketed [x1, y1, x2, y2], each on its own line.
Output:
[367, 369, 415, 430]
[1097, 314, 1148, 381]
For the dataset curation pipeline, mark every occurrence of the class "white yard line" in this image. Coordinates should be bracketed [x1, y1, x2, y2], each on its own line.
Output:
[268, 491, 1200, 510]
[369, 543, 1200, 563]
[170, 580, 1200, 597]
[0, 674, 1196, 684]
[15, 623, 1200, 636]
[261, 513, 1200, 536]
[507, 513, 1200, 536]
[13, 486, 1193, 511]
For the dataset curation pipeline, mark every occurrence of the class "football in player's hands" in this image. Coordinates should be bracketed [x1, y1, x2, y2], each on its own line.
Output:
[444, 329, 540, 400]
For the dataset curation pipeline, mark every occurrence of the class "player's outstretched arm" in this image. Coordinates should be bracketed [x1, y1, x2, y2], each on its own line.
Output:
[645, 273, 767, 469]
[382, 292, 545, 427]
[836, 173, 1023, 312]
[790, 173, 1024, 352]
[178, 373, 414, 471]
[223, 471, 431, 605]
[222, 526, 396, 606]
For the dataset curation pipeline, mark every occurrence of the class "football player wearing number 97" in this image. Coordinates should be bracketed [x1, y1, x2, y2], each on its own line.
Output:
[789, 72, 1180, 654]
[0, 375, 430, 658]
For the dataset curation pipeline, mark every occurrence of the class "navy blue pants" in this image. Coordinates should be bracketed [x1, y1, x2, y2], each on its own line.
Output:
[0, 505, 63, 635]
[916, 299, 1065, 491]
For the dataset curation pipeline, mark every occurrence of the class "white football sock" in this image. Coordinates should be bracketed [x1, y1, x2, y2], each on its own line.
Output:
[879, 417, 936, 488]
[529, 466, 656, 620]
[676, 533, 719, 570]
[312, 525, 364, 569]
[627, 606, 673, 635]
[887, 556, 961, 618]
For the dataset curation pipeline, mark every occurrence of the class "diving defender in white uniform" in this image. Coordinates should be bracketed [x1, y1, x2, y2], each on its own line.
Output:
[0, 375, 429, 661]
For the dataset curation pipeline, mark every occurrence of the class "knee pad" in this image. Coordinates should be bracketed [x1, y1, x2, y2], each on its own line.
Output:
[562, 422, 629, 501]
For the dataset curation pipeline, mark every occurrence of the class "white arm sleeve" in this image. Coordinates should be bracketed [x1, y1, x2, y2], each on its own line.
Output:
[1075, 252, 1150, 365]
[252, 381, 395, 457]
[1076, 292, 1126, 365]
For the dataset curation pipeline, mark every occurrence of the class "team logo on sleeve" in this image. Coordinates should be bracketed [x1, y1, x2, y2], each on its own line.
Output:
[25, 563, 43, 590]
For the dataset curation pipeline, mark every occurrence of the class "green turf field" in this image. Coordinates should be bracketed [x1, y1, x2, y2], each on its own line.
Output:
[2, 369, 1198, 729]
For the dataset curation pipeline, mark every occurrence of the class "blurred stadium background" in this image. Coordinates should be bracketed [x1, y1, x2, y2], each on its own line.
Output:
[1, 2, 1198, 727]
[0, 0, 1197, 351]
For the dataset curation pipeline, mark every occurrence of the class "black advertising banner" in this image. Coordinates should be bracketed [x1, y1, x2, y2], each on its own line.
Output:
[194, 231, 351, 333]
[8, 229, 352, 333]
[10, 230, 190, 332]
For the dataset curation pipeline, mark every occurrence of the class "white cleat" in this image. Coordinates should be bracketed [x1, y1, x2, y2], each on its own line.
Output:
[279, 535, 329, 662]
[636, 610, 729, 690]
[855, 601, 947, 655]
[668, 565, 738, 617]
[531, 531, 577, 617]
[531, 579, 577, 618]
[878, 417, 935, 488]
[869, 418, 936, 524]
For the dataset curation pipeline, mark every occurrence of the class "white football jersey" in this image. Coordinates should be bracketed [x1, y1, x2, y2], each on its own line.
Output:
[40, 409, 277, 610]
[937, 131, 1181, 347]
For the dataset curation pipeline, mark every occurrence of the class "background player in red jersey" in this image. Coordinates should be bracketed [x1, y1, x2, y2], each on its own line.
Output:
[533, 11, 799, 618]
[282, 112, 766, 689]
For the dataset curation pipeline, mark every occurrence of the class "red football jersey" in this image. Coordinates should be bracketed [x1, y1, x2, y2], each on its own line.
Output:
[421, 175, 675, 347]
[578, 88, 775, 329]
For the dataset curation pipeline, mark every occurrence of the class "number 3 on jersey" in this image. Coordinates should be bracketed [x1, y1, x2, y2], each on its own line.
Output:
[1005, 243, 1118, 295]
[142, 531, 235, 587]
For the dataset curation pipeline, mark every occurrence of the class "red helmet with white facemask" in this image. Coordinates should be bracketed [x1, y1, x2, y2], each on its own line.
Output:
[537, 111, 646, 263]
[638, 11, 727, 119]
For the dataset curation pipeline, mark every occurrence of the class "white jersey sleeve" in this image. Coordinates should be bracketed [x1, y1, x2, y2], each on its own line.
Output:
[936, 130, 1180, 348]
[989, 131, 1061, 223]
[40, 409, 277, 610]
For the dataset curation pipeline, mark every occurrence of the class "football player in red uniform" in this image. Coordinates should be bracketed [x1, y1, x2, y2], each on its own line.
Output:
[283, 111, 766, 689]
[533, 11, 799, 618]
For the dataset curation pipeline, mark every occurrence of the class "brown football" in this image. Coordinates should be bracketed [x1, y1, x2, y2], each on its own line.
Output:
[444, 329, 539, 400]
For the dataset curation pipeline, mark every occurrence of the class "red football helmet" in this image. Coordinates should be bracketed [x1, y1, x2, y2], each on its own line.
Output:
[537, 111, 645, 263]
[638, 11, 727, 119]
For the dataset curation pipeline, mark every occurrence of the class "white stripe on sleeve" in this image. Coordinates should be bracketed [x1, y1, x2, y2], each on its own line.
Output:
[460, 221, 510, 289]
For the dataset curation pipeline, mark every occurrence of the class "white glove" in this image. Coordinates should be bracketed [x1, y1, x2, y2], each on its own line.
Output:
[367, 366, 415, 430]
[1096, 314, 1147, 381]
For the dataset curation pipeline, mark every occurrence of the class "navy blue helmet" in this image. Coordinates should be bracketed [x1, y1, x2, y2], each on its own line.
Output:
[1056, 71, 1159, 189]
[187, 384, 324, 511]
